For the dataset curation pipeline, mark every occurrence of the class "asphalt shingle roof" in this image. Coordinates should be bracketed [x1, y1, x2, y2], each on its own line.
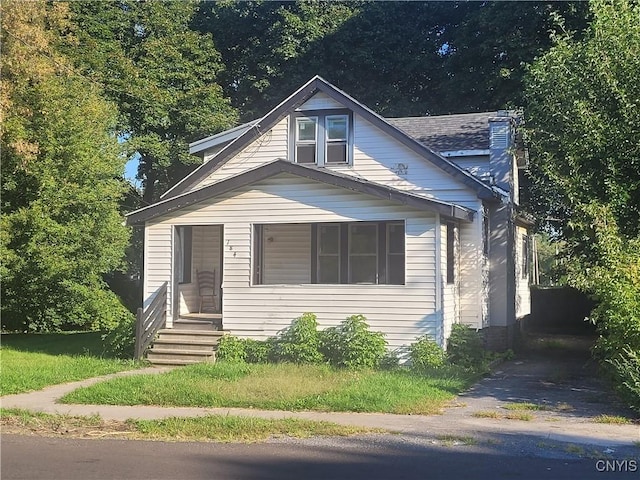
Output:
[387, 112, 497, 152]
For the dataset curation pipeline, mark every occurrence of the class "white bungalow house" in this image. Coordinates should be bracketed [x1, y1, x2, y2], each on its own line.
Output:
[126, 76, 532, 363]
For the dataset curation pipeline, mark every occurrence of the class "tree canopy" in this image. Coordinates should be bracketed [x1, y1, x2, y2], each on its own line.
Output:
[67, 0, 238, 202]
[196, 1, 588, 119]
[525, 0, 640, 410]
[1, 1, 131, 332]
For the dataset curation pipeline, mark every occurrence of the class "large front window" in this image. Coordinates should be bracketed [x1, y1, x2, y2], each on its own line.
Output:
[253, 221, 405, 285]
[292, 111, 352, 165]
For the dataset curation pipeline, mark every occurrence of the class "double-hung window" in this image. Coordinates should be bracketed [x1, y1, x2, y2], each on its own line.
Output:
[295, 117, 318, 164]
[325, 115, 348, 163]
[292, 111, 351, 165]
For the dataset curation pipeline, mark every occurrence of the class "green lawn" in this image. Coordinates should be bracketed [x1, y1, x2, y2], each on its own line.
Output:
[1, 332, 139, 395]
[60, 362, 476, 415]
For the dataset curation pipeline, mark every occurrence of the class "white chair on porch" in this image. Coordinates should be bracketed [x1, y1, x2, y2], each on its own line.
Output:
[196, 269, 217, 313]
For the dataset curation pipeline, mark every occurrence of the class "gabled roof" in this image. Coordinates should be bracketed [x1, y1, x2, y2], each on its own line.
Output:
[163, 75, 500, 202]
[387, 112, 497, 152]
[126, 160, 475, 226]
[188, 119, 258, 155]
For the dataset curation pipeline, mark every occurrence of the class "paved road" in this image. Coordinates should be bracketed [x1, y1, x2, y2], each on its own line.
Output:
[2, 434, 634, 480]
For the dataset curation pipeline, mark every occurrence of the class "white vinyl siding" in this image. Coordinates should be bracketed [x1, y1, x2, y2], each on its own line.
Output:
[449, 156, 493, 183]
[192, 118, 290, 190]
[144, 221, 173, 326]
[515, 226, 531, 318]
[298, 91, 345, 110]
[323, 115, 480, 210]
[147, 175, 441, 350]
[458, 200, 484, 329]
[190, 113, 480, 211]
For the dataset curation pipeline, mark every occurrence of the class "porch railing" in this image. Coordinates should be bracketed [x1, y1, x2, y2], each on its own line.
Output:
[134, 282, 168, 360]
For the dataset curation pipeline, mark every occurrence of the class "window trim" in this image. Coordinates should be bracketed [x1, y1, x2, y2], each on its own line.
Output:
[289, 109, 353, 166]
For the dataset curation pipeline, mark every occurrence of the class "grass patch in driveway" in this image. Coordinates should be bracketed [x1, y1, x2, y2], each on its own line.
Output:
[592, 414, 632, 425]
[1, 333, 139, 395]
[472, 410, 501, 419]
[1, 408, 378, 443]
[503, 402, 551, 411]
[504, 412, 534, 421]
[60, 362, 475, 415]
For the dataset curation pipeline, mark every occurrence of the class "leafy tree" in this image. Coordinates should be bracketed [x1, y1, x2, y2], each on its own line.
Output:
[525, 0, 640, 409]
[525, 0, 639, 243]
[196, 1, 588, 118]
[1, 1, 131, 332]
[67, 0, 238, 202]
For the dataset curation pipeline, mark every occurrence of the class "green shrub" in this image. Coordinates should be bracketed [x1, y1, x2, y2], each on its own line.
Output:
[446, 324, 485, 369]
[216, 335, 246, 363]
[244, 338, 273, 364]
[271, 313, 323, 364]
[609, 347, 640, 412]
[410, 335, 446, 370]
[102, 311, 136, 359]
[379, 349, 401, 371]
[319, 314, 387, 369]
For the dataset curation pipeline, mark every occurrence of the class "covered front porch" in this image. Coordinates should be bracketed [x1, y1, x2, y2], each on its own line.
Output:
[173, 224, 223, 328]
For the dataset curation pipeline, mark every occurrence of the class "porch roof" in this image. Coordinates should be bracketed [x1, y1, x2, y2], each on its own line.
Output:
[126, 159, 475, 226]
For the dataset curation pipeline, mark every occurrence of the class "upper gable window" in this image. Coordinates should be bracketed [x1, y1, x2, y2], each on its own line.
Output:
[325, 115, 348, 163]
[295, 117, 318, 164]
[291, 111, 352, 166]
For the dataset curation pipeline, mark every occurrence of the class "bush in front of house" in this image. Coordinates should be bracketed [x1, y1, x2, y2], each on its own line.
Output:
[271, 313, 323, 364]
[244, 338, 273, 363]
[319, 314, 387, 369]
[218, 314, 388, 369]
[446, 324, 485, 369]
[216, 335, 247, 362]
[410, 335, 446, 370]
[102, 311, 136, 359]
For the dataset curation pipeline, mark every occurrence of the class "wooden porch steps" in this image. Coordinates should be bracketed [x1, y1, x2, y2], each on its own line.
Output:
[146, 328, 227, 366]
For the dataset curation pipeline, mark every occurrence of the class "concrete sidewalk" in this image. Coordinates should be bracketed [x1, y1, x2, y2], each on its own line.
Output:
[2, 364, 638, 449]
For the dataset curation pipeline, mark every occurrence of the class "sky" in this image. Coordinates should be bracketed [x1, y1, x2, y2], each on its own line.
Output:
[124, 154, 142, 189]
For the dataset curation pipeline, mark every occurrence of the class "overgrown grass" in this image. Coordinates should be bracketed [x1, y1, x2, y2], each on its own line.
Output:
[60, 362, 476, 415]
[592, 414, 633, 425]
[436, 434, 478, 446]
[504, 412, 534, 421]
[503, 402, 551, 411]
[1, 332, 138, 395]
[0, 408, 378, 443]
[472, 410, 501, 419]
